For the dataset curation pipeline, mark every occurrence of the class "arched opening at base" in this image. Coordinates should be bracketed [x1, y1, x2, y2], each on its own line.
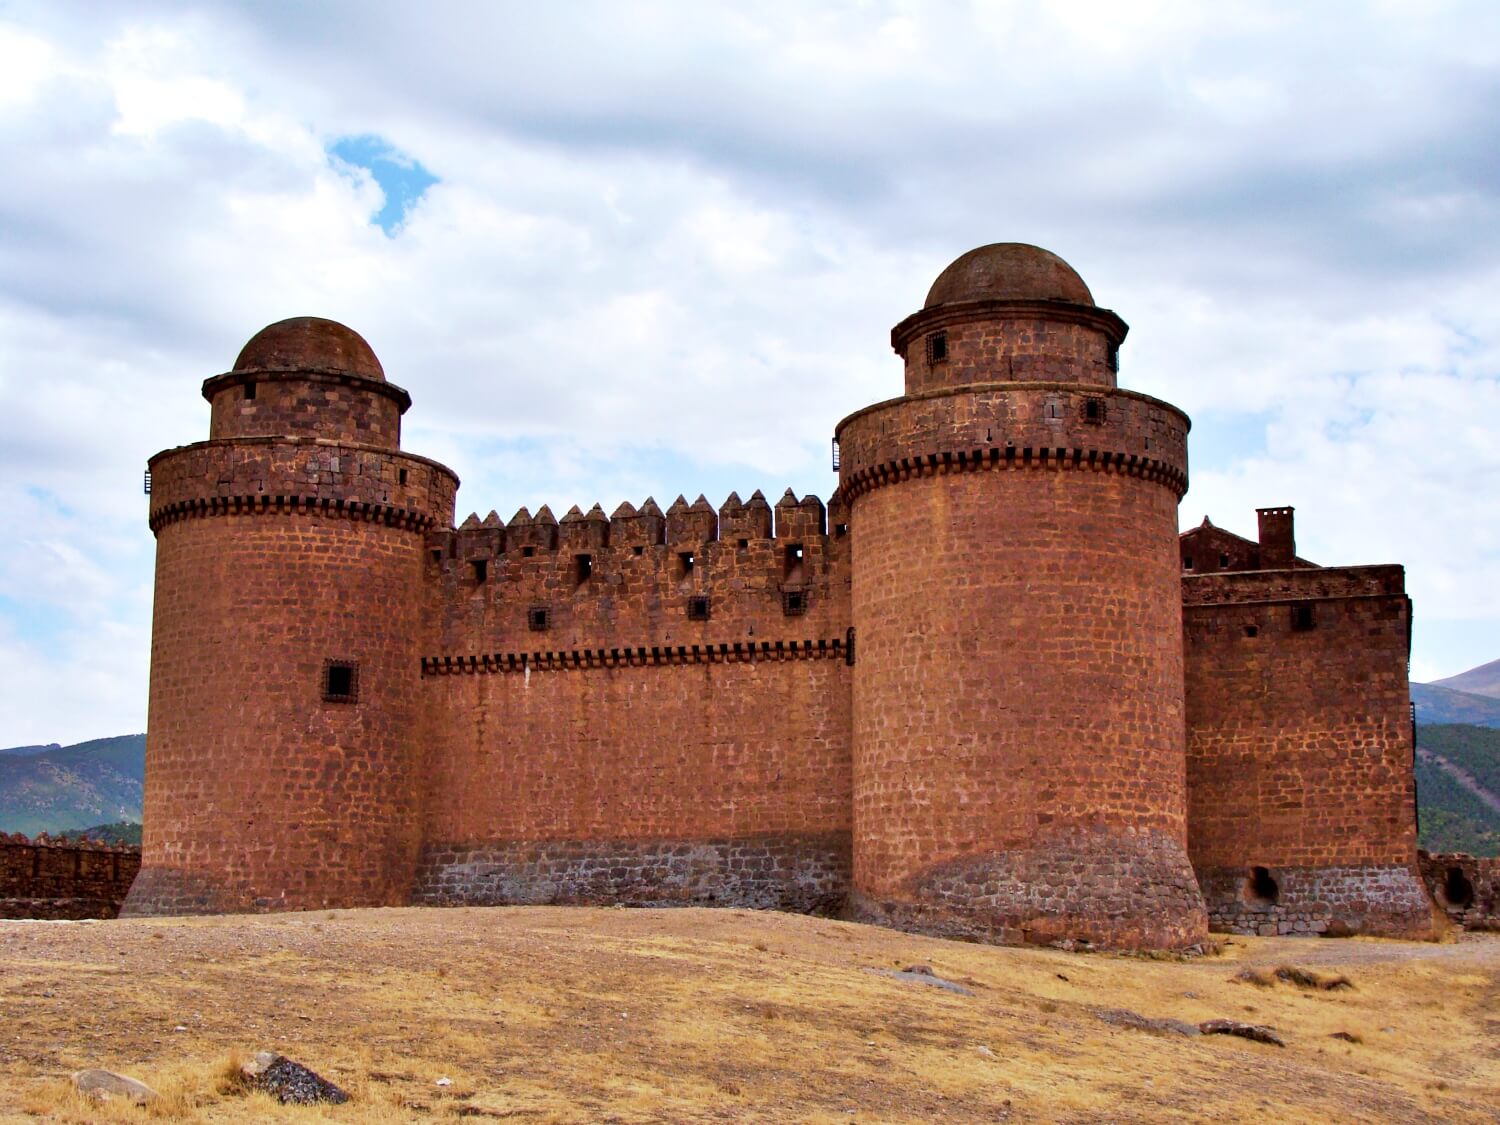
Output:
[1445, 866, 1475, 908]
[1244, 865, 1279, 906]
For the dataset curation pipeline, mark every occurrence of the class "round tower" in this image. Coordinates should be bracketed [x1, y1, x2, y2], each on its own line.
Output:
[837, 244, 1207, 950]
[122, 318, 458, 915]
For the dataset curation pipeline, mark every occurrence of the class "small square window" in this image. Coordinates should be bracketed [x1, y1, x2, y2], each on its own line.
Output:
[737, 538, 749, 550]
[633, 545, 645, 556]
[1219, 553, 1230, 568]
[1244, 624, 1259, 638]
[927, 331, 948, 364]
[1183, 556, 1194, 570]
[528, 606, 550, 631]
[323, 660, 358, 703]
[782, 590, 807, 616]
[430, 549, 443, 566]
[1291, 604, 1316, 632]
[834, 523, 849, 538]
[522, 546, 536, 558]
[1082, 397, 1105, 424]
[687, 596, 710, 621]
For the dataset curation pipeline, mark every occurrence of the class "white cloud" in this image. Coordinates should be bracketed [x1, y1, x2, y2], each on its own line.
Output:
[0, 1, 1497, 743]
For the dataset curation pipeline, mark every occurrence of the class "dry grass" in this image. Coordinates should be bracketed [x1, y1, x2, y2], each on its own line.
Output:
[1, 906, 1498, 1122]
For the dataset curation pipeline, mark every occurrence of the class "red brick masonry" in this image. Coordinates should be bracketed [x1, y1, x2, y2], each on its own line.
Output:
[0, 834, 141, 919]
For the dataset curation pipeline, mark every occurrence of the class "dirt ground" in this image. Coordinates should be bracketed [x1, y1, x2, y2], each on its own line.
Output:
[1, 906, 1496, 1123]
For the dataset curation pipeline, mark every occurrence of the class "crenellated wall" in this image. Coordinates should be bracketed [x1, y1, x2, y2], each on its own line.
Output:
[0, 834, 141, 919]
[412, 488, 856, 912]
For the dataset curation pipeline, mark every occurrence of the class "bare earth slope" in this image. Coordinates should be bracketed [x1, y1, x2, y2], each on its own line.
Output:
[1, 907, 1497, 1123]
[1433, 657, 1500, 700]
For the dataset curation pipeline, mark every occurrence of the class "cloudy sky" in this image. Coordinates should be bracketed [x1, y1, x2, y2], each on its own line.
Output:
[0, 1, 1496, 745]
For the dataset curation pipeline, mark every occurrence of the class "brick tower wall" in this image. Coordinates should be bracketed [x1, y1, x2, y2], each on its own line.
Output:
[123, 436, 457, 915]
[838, 383, 1208, 950]
[1183, 565, 1434, 938]
[412, 495, 855, 912]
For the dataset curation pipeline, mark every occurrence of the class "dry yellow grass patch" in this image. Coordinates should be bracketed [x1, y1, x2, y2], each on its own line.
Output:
[1, 907, 1497, 1123]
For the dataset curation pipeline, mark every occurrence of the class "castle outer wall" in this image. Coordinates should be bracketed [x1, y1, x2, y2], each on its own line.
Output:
[126, 247, 1436, 949]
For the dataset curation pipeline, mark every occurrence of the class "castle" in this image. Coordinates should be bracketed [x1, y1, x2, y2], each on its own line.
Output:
[123, 243, 1437, 949]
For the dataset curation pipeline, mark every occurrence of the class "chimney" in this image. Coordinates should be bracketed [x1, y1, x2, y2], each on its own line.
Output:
[1256, 506, 1295, 569]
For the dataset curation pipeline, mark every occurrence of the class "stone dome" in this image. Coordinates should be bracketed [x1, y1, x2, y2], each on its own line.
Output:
[924, 243, 1094, 309]
[232, 317, 385, 381]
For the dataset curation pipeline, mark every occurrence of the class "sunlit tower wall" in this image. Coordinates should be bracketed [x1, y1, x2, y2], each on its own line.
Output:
[835, 244, 1208, 950]
[122, 318, 458, 915]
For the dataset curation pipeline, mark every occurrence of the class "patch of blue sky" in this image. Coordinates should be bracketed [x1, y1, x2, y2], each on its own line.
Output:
[0, 594, 66, 649]
[1183, 410, 1270, 472]
[327, 134, 438, 236]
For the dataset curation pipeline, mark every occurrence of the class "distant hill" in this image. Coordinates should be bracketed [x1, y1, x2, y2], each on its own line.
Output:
[1410, 683, 1500, 729]
[1431, 657, 1500, 701]
[0, 733, 145, 837]
[55, 821, 143, 846]
[1416, 724, 1500, 856]
[0, 742, 64, 756]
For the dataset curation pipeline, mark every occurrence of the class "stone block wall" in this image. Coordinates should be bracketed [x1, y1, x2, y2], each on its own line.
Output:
[0, 834, 141, 919]
[1419, 851, 1500, 930]
[1184, 565, 1433, 938]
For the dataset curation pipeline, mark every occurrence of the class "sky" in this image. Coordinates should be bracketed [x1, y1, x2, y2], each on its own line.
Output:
[0, 1, 1496, 745]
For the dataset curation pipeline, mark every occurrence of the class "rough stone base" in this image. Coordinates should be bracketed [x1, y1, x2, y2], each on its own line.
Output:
[1196, 863, 1438, 939]
[1417, 852, 1499, 931]
[412, 832, 851, 916]
[0, 897, 123, 920]
[851, 829, 1208, 951]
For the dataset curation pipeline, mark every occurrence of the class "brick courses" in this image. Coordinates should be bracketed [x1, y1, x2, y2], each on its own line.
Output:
[127, 244, 1438, 949]
[0, 834, 140, 919]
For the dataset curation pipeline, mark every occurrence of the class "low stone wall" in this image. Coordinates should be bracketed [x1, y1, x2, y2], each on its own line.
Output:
[412, 832, 851, 916]
[0, 833, 140, 919]
[1418, 851, 1500, 930]
[1195, 863, 1436, 939]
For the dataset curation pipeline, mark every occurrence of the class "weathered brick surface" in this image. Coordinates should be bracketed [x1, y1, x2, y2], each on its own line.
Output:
[896, 309, 1124, 394]
[0, 835, 140, 919]
[1183, 565, 1432, 937]
[206, 372, 407, 446]
[841, 427, 1206, 950]
[1419, 852, 1500, 930]
[124, 504, 453, 916]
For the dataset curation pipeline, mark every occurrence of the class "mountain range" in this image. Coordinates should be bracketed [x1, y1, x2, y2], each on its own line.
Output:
[0, 734, 144, 837]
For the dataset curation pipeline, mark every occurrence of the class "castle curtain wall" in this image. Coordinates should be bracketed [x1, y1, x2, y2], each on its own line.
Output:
[1183, 566, 1433, 937]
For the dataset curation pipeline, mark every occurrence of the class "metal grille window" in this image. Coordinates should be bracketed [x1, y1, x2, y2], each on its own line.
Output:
[528, 606, 550, 631]
[323, 661, 359, 703]
[687, 596, 710, 621]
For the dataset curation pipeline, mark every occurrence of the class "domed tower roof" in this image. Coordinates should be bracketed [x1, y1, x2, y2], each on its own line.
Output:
[924, 243, 1094, 309]
[232, 317, 386, 381]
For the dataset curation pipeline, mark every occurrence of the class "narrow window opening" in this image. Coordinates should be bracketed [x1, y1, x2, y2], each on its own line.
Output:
[575, 554, 593, 584]
[927, 330, 948, 364]
[1219, 552, 1230, 568]
[834, 523, 849, 538]
[1183, 556, 1194, 570]
[1244, 624, 1259, 638]
[244, 381, 257, 401]
[322, 661, 358, 703]
[399, 468, 408, 486]
[522, 546, 536, 558]
[471, 559, 487, 584]
[1445, 866, 1475, 908]
[430, 549, 443, 566]
[737, 538, 749, 551]
[784, 543, 805, 583]
[782, 590, 807, 617]
[678, 551, 695, 577]
[528, 606, 550, 631]
[687, 596, 710, 621]
[1107, 345, 1120, 372]
[1291, 604, 1315, 632]
[633, 545, 645, 556]
[1245, 866, 1279, 906]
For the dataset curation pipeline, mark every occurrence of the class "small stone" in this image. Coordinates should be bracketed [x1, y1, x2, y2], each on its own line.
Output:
[241, 1051, 348, 1105]
[73, 1069, 158, 1105]
[1198, 1019, 1285, 1047]
[436, 1077, 453, 1087]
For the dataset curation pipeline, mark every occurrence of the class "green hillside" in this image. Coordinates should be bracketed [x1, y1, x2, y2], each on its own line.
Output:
[1416, 724, 1500, 857]
[1410, 683, 1500, 728]
[0, 733, 145, 837]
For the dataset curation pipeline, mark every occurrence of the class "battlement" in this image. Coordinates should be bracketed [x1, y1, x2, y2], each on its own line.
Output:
[424, 489, 852, 657]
